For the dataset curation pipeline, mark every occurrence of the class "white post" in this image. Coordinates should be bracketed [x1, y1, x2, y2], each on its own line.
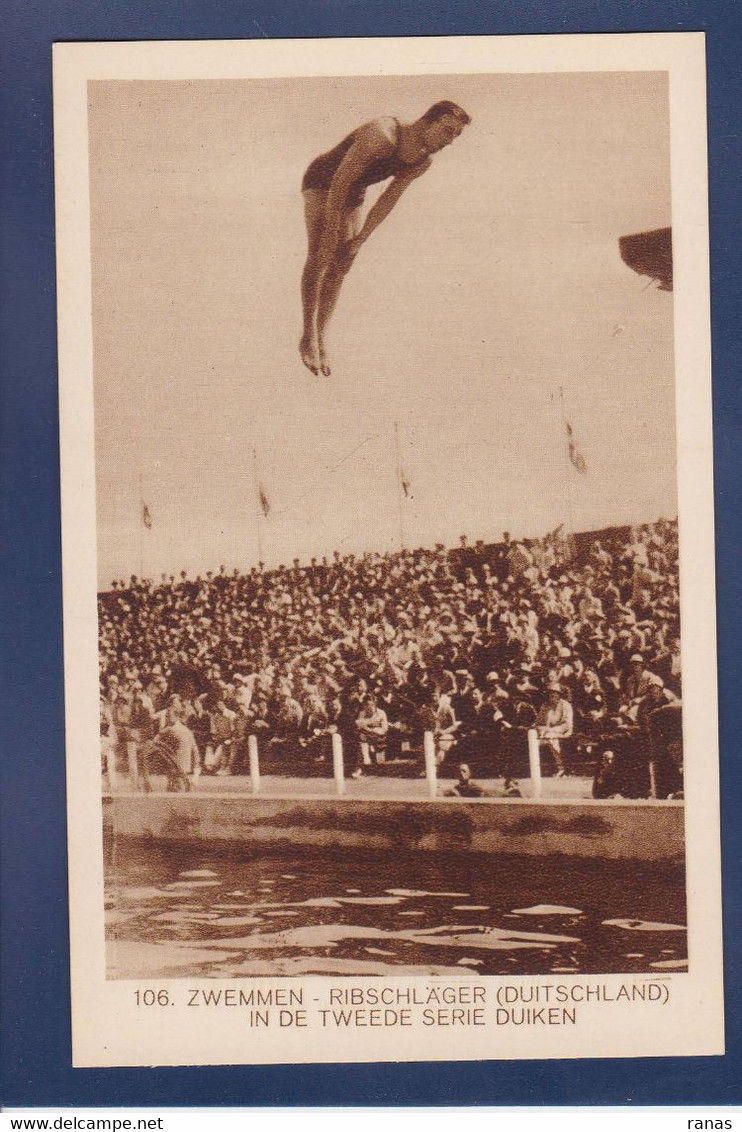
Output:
[332, 732, 345, 796]
[423, 731, 438, 798]
[248, 734, 260, 795]
[527, 728, 542, 799]
[103, 741, 117, 793]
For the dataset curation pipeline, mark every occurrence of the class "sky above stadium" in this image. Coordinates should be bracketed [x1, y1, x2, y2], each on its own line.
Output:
[89, 71, 674, 587]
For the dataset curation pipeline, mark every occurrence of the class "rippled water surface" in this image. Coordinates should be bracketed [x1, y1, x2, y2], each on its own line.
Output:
[106, 842, 687, 978]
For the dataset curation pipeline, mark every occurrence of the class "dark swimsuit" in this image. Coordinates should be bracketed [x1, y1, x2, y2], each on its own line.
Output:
[302, 119, 423, 209]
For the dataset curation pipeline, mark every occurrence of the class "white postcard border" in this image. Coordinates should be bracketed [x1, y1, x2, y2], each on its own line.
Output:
[53, 32, 722, 1067]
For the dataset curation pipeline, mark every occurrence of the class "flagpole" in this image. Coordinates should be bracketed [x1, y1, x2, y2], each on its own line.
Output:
[558, 387, 576, 553]
[252, 447, 264, 565]
[138, 472, 144, 581]
[393, 421, 406, 552]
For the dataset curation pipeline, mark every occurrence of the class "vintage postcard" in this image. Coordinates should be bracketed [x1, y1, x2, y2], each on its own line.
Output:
[54, 33, 722, 1067]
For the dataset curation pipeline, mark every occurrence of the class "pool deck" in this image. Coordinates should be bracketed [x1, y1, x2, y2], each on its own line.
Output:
[111, 772, 594, 800]
[104, 774, 685, 864]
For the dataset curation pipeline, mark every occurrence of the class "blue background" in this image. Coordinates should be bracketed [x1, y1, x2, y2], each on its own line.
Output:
[1, 0, 740, 1108]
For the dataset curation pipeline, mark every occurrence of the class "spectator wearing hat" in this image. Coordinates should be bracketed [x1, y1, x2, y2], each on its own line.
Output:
[536, 682, 574, 776]
[621, 653, 661, 720]
[635, 675, 679, 731]
[632, 676, 680, 797]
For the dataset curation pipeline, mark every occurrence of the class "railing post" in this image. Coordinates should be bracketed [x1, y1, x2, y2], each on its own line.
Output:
[527, 728, 542, 799]
[332, 732, 345, 796]
[127, 741, 139, 791]
[248, 734, 260, 795]
[423, 731, 438, 798]
[103, 741, 117, 793]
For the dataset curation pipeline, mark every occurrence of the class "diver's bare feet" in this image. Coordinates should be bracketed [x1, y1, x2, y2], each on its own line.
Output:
[300, 336, 319, 375]
[318, 341, 331, 377]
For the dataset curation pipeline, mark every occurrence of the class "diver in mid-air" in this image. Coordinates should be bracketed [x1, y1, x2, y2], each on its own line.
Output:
[300, 100, 471, 376]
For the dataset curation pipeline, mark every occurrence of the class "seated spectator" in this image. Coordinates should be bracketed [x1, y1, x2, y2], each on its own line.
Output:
[268, 688, 304, 762]
[536, 682, 574, 777]
[620, 653, 661, 720]
[635, 675, 680, 731]
[352, 692, 389, 778]
[575, 668, 608, 734]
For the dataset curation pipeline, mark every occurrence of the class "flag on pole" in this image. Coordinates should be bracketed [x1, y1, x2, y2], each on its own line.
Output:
[252, 447, 271, 518]
[142, 502, 153, 529]
[565, 422, 587, 474]
[394, 421, 413, 500]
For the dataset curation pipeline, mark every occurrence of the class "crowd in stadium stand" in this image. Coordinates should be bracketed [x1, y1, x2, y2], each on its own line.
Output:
[99, 519, 683, 798]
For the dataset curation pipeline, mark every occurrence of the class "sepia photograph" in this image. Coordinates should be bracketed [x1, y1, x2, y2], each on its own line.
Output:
[54, 34, 722, 1066]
